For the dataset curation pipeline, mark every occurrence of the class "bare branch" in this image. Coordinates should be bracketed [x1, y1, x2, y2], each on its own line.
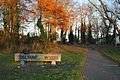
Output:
[88, 0, 105, 18]
[107, 10, 120, 20]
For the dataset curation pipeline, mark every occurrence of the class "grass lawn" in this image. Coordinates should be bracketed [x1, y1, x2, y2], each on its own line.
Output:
[99, 47, 120, 63]
[0, 46, 87, 80]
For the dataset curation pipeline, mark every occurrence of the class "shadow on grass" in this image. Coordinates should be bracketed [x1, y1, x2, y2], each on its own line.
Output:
[0, 50, 86, 80]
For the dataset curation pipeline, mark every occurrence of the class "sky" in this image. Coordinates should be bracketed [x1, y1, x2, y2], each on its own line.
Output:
[75, 0, 88, 3]
[76, 0, 99, 4]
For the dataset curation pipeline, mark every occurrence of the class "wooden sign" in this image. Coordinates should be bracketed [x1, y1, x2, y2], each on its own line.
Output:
[15, 53, 61, 65]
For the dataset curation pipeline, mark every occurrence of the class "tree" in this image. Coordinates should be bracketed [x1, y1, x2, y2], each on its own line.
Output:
[0, 0, 20, 51]
[37, 0, 75, 43]
[88, 0, 120, 45]
[0, 0, 35, 51]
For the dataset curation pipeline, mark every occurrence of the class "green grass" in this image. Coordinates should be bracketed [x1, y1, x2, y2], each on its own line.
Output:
[0, 51, 86, 80]
[100, 47, 120, 63]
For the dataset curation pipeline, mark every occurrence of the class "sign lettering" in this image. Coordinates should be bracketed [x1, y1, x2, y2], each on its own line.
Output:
[15, 53, 61, 65]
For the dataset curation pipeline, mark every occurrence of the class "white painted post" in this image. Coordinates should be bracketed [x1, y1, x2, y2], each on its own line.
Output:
[51, 61, 56, 65]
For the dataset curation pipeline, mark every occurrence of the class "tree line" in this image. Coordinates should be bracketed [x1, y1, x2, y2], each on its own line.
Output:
[0, 0, 120, 52]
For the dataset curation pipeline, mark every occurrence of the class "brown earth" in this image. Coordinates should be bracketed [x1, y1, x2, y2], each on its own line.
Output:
[60, 45, 88, 53]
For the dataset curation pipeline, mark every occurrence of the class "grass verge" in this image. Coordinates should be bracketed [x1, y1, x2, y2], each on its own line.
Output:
[99, 47, 120, 63]
[0, 46, 86, 80]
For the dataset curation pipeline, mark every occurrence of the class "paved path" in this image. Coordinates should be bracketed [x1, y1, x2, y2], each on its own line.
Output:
[84, 49, 120, 80]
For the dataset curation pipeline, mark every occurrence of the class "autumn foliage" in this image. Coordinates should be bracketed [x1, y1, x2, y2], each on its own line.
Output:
[0, 0, 76, 52]
[37, 0, 73, 31]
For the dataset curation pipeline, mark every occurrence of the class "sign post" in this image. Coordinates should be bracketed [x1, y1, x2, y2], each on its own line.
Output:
[20, 54, 25, 65]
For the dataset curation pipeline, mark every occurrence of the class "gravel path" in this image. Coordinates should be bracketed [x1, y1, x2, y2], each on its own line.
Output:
[84, 49, 120, 80]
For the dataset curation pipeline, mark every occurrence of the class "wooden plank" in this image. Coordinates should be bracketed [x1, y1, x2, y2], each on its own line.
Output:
[15, 53, 61, 63]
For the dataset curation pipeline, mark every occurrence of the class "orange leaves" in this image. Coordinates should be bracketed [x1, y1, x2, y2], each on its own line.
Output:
[38, 0, 70, 31]
[1, 0, 18, 8]
[38, 0, 57, 15]
[69, 12, 75, 17]
[52, 20, 57, 27]
[0, 0, 2, 6]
